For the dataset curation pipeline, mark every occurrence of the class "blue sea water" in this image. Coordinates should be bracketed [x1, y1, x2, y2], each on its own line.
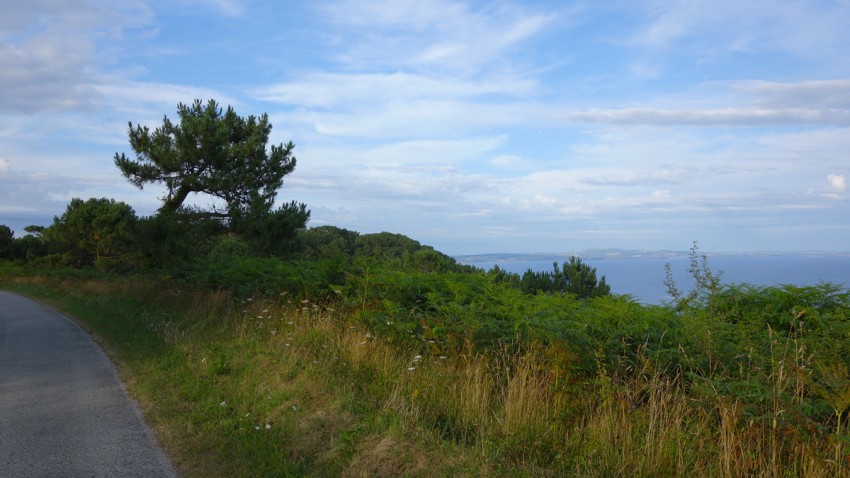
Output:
[462, 255, 850, 305]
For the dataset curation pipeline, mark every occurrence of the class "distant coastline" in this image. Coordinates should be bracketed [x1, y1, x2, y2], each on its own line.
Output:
[454, 249, 850, 264]
[454, 252, 850, 304]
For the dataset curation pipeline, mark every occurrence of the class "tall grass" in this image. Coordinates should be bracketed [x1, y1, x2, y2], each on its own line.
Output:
[2, 274, 848, 477]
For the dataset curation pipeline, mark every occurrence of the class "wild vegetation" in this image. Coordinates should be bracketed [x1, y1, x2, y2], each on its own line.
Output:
[1, 101, 848, 476]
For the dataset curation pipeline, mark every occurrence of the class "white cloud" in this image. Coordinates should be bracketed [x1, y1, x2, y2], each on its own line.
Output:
[828, 174, 847, 191]
[0, 1, 154, 113]
[409, 8, 553, 69]
[740, 79, 850, 109]
[489, 154, 535, 170]
[257, 70, 551, 140]
[562, 107, 850, 126]
[359, 136, 506, 166]
[272, 99, 550, 139]
[255, 72, 536, 108]
[95, 81, 240, 114]
[557, 78, 850, 127]
[0, 158, 9, 172]
[322, 0, 558, 71]
[582, 170, 684, 187]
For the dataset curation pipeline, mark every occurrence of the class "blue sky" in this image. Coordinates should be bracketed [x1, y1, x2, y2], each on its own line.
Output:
[1, 0, 849, 254]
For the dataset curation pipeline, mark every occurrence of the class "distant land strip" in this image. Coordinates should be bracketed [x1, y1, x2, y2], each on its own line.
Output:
[454, 249, 850, 264]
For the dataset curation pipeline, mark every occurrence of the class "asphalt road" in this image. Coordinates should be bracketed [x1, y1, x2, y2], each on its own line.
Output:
[0, 291, 177, 477]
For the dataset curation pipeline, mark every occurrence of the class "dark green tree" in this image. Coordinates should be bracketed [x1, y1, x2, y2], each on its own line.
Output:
[23, 225, 45, 237]
[13, 234, 48, 262]
[44, 198, 137, 268]
[520, 256, 610, 299]
[487, 264, 521, 286]
[235, 200, 311, 257]
[131, 213, 223, 268]
[354, 232, 424, 260]
[0, 225, 13, 259]
[298, 225, 359, 260]
[114, 99, 301, 225]
[558, 256, 611, 299]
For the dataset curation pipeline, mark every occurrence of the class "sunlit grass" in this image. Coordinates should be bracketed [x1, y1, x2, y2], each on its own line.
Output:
[2, 274, 848, 477]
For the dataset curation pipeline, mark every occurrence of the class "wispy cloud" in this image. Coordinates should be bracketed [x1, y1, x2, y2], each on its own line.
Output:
[740, 79, 850, 109]
[630, 0, 850, 59]
[582, 170, 684, 187]
[562, 107, 850, 126]
[255, 72, 536, 107]
[204, 0, 246, 16]
[95, 81, 240, 116]
[560, 78, 850, 126]
[321, 0, 558, 72]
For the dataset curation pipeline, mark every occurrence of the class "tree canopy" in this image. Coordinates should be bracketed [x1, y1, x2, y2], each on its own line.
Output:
[520, 257, 611, 299]
[0, 225, 13, 259]
[44, 198, 137, 268]
[114, 99, 297, 223]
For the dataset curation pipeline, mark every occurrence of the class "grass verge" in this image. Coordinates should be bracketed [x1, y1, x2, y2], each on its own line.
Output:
[2, 274, 848, 477]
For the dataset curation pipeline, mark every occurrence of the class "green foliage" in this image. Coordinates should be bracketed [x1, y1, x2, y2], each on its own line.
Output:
[114, 99, 304, 225]
[401, 247, 477, 273]
[43, 198, 137, 269]
[112, 99, 310, 263]
[6, 238, 850, 475]
[0, 225, 13, 259]
[519, 257, 611, 299]
[11, 209, 850, 465]
[664, 241, 723, 310]
[354, 231, 422, 259]
[14, 234, 49, 262]
[190, 255, 344, 298]
[487, 264, 520, 286]
[234, 200, 310, 257]
[297, 227, 471, 273]
[298, 226, 358, 260]
[7, 225, 50, 263]
[130, 212, 225, 269]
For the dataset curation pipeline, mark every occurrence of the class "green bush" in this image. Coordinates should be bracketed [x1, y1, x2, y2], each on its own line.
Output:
[43, 198, 137, 269]
[519, 257, 611, 298]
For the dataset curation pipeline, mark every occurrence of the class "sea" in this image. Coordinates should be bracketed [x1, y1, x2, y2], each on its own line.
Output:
[458, 255, 850, 305]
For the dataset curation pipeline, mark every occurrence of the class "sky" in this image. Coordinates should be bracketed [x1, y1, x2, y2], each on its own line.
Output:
[1, 0, 849, 255]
